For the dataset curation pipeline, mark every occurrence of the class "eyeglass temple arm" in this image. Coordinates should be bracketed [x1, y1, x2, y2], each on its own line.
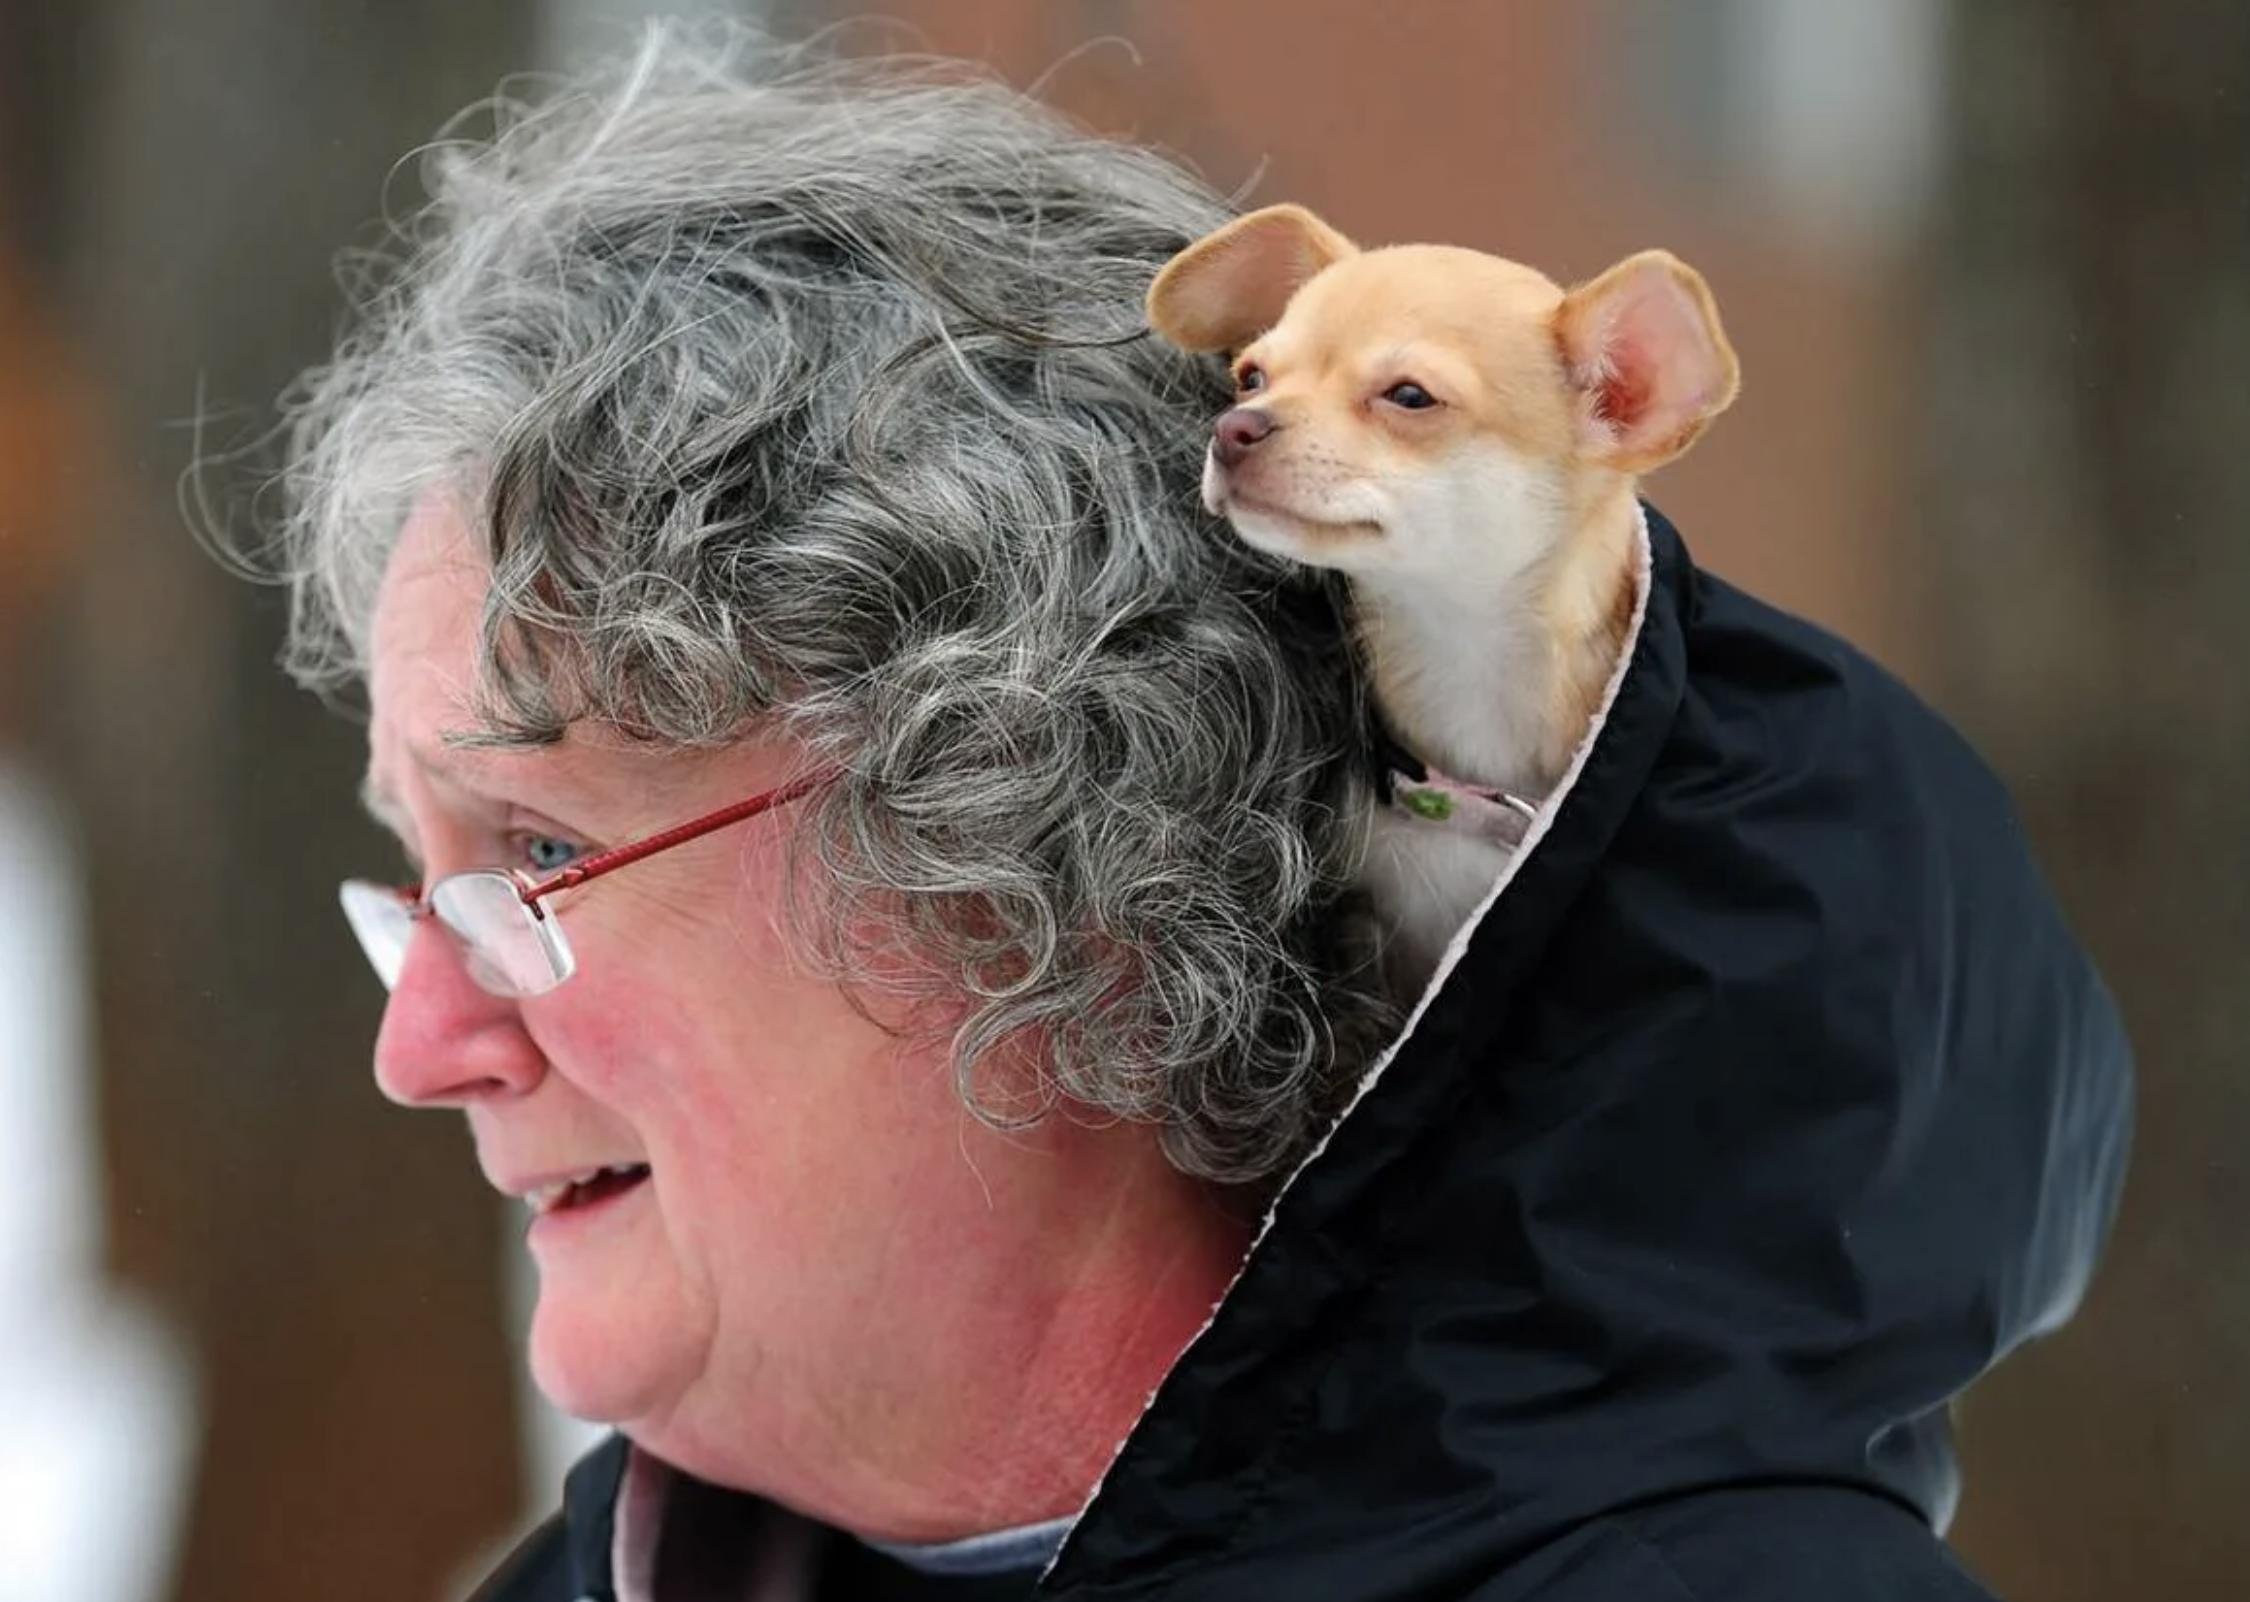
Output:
[515, 770, 827, 908]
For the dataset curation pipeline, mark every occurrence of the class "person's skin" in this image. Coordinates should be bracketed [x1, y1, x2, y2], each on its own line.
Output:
[362, 493, 1255, 1541]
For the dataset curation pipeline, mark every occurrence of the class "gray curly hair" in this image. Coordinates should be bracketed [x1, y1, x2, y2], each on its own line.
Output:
[253, 23, 1393, 1183]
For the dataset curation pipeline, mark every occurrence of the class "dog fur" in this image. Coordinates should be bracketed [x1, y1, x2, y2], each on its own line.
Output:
[1148, 204, 1739, 998]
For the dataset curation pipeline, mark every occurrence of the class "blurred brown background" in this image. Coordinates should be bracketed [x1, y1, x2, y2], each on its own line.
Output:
[0, 3, 2240, 1599]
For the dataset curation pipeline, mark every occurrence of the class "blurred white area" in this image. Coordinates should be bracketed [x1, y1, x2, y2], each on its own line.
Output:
[1729, 0, 1946, 251]
[1629, 0, 1945, 257]
[0, 758, 196, 1602]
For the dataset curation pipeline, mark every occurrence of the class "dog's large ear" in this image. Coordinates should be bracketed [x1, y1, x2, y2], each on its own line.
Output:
[1146, 204, 1358, 353]
[1554, 251, 1739, 472]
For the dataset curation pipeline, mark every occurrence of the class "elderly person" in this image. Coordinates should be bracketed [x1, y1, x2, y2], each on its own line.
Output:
[255, 30, 2131, 1602]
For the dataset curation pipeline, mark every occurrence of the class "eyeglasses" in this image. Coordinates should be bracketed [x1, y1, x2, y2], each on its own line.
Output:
[339, 770, 824, 999]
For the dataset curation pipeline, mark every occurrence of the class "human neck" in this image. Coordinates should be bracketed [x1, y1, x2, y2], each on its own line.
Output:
[889, 1155, 1251, 1540]
[650, 1127, 1254, 1544]
[1352, 480, 1638, 798]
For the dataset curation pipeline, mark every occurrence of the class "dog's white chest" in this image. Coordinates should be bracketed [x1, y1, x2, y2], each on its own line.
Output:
[1362, 800, 1523, 1004]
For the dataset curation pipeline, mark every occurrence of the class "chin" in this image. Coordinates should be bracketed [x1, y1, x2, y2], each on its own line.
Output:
[529, 1306, 658, 1424]
[525, 1257, 705, 1427]
[1221, 499, 1383, 571]
[1219, 503, 1311, 559]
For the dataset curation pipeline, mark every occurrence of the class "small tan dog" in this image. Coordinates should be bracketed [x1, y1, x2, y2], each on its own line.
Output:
[1148, 205, 1739, 999]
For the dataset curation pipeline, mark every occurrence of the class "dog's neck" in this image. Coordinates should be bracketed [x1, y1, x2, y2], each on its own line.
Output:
[1351, 484, 1639, 799]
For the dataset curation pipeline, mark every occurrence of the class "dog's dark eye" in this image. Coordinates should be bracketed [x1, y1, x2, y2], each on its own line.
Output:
[1236, 363, 1267, 394]
[1384, 381, 1437, 410]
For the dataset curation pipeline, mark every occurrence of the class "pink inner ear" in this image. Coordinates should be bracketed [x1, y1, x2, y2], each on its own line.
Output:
[1588, 272, 1721, 452]
[1592, 331, 1658, 432]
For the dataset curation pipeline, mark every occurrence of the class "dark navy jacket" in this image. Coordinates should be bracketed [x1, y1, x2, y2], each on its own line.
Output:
[474, 504, 2133, 1601]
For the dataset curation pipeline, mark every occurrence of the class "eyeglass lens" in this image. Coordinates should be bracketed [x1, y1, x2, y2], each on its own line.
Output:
[338, 873, 576, 998]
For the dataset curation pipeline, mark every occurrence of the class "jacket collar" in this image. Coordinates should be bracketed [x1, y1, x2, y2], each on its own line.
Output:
[1039, 500, 2130, 1597]
[559, 1433, 632, 1601]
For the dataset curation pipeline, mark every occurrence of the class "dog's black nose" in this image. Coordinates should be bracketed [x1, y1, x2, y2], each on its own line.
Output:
[1213, 407, 1277, 468]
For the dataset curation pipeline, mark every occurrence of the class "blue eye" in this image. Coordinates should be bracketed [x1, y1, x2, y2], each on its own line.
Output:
[519, 833, 583, 873]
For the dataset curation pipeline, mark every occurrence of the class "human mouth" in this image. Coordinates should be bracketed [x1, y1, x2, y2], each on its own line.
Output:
[522, 1162, 652, 1219]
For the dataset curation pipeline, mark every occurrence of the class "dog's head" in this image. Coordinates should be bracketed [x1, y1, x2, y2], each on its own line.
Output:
[1146, 204, 1739, 581]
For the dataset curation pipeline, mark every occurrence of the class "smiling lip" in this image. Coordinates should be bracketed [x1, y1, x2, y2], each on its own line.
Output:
[511, 1162, 652, 1218]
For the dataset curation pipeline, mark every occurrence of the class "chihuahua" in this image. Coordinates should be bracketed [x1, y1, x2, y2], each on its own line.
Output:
[1147, 204, 1739, 1000]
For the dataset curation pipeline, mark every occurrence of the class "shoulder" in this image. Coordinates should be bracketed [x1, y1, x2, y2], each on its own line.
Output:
[1463, 1486, 2006, 1602]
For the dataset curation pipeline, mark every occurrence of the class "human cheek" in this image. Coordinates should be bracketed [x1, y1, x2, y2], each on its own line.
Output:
[528, 964, 783, 1213]
[520, 972, 689, 1107]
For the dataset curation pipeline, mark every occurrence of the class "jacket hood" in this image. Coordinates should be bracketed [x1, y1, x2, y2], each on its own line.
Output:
[1041, 503, 2134, 1598]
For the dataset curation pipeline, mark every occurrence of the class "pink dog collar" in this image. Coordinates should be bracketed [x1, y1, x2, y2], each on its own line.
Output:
[1369, 708, 1539, 849]
[1390, 769, 1538, 849]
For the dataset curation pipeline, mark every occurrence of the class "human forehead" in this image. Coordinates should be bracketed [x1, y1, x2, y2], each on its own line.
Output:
[365, 488, 489, 717]
[361, 495, 732, 828]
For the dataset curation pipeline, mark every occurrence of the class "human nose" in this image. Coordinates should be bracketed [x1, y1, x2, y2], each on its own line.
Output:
[371, 914, 546, 1107]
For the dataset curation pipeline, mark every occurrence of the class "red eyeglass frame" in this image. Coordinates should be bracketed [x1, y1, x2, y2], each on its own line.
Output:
[476, 768, 829, 921]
